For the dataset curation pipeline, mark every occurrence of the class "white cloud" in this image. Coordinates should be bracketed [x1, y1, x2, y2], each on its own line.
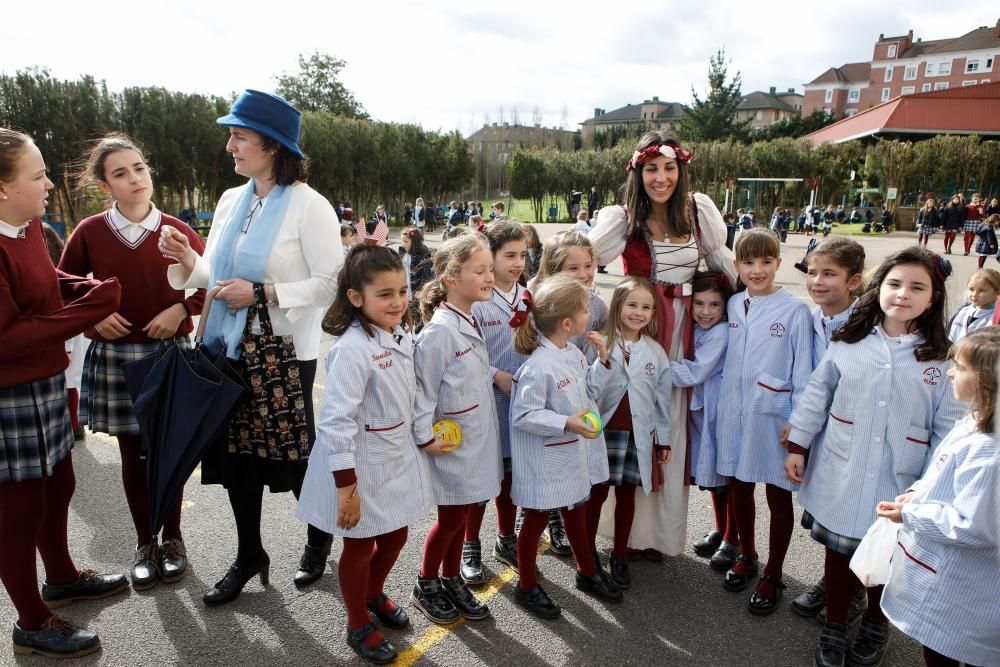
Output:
[1, 0, 996, 134]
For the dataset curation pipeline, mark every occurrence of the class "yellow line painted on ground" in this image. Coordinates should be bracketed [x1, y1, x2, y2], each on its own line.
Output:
[394, 540, 549, 667]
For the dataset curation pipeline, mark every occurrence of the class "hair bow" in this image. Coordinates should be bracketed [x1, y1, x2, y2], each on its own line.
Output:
[625, 143, 693, 171]
[508, 289, 533, 328]
[929, 252, 952, 282]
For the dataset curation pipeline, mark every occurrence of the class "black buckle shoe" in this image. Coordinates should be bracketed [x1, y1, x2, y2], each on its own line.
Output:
[748, 574, 786, 616]
[723, 554, 759, 592]
[575, 570, 623, 603]
[410, 577, 460, 625]
[441, 575, 491, 620]
[294, 538, 331, 589]
[366, 594, 410, 629]
[792, 578, 827, 617]
[818, 587, 867, 627]
[815, 621, 849, 667]
[203, 552, 270, 606]
[710, 541, 740, 572]
[346, 623, 397, 665]
[693, 530, 723, 557]
[42, 570, 129, 609]
[608, 554, 632, 590]
[847, 616, 890, 666]
[12, 616, 100, 659]
[546, 511, 572, 556]
[513, 583, 561, 619]
[158, 538, 188, 584]
[130, 540, 160, 591]
[460, 539, 485, 585]
[493, 535, 518, 571]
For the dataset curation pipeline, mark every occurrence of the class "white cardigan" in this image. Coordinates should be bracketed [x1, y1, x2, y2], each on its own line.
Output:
[168, 182, 342, 360]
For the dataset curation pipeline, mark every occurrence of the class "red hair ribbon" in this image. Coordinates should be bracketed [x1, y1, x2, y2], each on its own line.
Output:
[929, 252, 951, 282]
[508, 289, 533, 328]
[625, 143, 694, 171]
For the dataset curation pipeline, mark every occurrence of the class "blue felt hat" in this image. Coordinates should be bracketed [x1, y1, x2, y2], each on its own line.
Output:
[217, 90, 304, 158]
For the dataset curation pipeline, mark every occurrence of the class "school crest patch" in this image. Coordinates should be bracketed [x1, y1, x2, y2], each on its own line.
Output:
[922, 367, 942, 386]
[644, 362, 656, 376]
[769, 322, 785, 338]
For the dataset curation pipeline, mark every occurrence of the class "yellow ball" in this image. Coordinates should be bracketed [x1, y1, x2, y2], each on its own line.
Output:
[582, 411, 603, 433]
[433, 419, 463, 452]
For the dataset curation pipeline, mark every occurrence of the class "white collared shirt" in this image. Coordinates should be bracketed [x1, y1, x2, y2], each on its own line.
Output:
[109, 202, 161, 245]
[0, 218, 29, 239]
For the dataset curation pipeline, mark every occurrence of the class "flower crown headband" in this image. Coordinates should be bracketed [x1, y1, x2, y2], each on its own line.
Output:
[625, 143, 693, 172]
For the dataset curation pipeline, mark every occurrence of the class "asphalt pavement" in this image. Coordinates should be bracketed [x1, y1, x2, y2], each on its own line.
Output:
[2, 227, 981, 666]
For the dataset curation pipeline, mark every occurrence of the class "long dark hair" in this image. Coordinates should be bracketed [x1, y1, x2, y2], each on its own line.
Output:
[322, 245, 410, 337]
[621, 131, 691, 241]
[832, 247, 950, 361]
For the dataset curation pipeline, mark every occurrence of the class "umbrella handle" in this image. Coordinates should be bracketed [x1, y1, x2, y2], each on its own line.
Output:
[195, 286, 225, 344]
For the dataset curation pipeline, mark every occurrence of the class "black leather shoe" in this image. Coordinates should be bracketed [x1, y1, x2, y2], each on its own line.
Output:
[346, 623, 397, 665]
[493, 535, 518, 571]
[693, 530, 723, 557]
[410, 577, 460, 625]
[747, 574, 786, 616]
[546, 511, 572, 556]
[710, 541, 739, 572]
[294, 538, 331, 589]
[723, 554, 759, 592]
[847, 616, 890, 666]
[460, 539, 485, 585]
[203, 552, 270, 606]
[158, 538, 188, 584]
[130, 540, 160, 591]
[608, 554, 631, 589]
[815, 621, 849, 667]
[818, 587, 867, 627]
[513, 583, 561, 619]
[575, 570, 623, 603]
[366, 594, 410, 629]
[12, 616, 100, 659]
[441, 575, 490, 620]
[42, 570, 129, 609]
[792, 578, 827, 617]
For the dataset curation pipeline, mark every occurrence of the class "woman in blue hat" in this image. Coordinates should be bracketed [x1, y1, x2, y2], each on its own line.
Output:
[160, 90, 344, 603]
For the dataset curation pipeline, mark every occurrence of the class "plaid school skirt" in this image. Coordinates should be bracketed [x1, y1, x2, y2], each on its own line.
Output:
[83, 339, 191, 437]
[810, 516, 862, 556]
[0, 373, 74, 482]
[963, 220, 981, 232]
[604, 429, 642, 487]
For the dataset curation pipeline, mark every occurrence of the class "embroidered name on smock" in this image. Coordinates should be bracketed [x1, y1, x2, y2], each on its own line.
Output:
[455, 345, 475, 358]
[556, 378, 572, 389]
[371, 351, 392, 361]
[479, 319, 502, 327]
[922, 367, 941, 386]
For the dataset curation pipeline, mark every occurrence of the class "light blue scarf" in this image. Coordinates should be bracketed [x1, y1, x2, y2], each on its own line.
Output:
[203, 180, 293, 359]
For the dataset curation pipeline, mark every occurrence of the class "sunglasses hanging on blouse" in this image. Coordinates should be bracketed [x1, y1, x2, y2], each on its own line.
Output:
[241, 197, 264, 234]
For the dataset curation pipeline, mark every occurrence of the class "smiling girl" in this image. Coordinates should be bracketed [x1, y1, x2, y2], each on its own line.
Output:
[947, 268, 999, 342]
[59, 135, 206, 591]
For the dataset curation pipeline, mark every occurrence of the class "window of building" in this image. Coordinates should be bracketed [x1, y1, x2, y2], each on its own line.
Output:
[983, 79, 992, 84]
[755, 110, 762, 120]
[962, 80, 978, 87]
[939, 61, 952, 75]
[921, 83, 932, 92]
[934, 82, 949, 90]
[881, 87, 891, 102]
[987, 57, 994, 69]
[884, 67, 893, 82]
[966, 60, 979, 73]
[824, 89, 833, 103]
[901, 86, 915, 95]
[848, 89, 860, 103]
[925, 63, 935, 75]
[904, 66, 917, 80]
[845, 109, 858, 117]
[887, 44, 897, 58]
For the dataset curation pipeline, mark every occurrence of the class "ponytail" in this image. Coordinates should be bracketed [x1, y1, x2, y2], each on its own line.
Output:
[513, 314, 540, 355]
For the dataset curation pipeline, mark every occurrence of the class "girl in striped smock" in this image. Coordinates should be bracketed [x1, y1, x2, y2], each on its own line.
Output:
[669, 273, 735, 571]
[946, 268, 999, 343]
[297, 246, 427, 665]
[583, 277, 672, 590]
[784, 247, 966, 667]
[410, 234, 503, 625]
[715, 229, 813, 615]
[529, 231, 609, 556]
[509, 275, 621, 619]
[462, 222, 529, 584]
[878, 327, 999, 667]
[59, 135, 206, 591]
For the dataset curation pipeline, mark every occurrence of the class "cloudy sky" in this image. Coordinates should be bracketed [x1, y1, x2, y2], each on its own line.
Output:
[2, 1, 996, 135]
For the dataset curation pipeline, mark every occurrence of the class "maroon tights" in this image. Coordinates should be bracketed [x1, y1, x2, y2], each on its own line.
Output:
[421, 505, 468, 579]
[117, 434, 182, 545]
[729, 479, 794, 584]
[517, 506, 593, 590]
[711, 488, 739, 543]
[0, 455, 80, 630]
[584, 483, 636, 555]
[464, 472, 517, 540]
[823, 547, 887, 625]
[339, 527, 408, 645]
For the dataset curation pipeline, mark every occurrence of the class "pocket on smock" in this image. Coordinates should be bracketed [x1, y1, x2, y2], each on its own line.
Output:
[365, 417, 406, 465]
[542, 436, 581, 480]
[751, 372, 793, 419]
[824, 411, 855, 460]
[898, 425, 931, 476]
[885, 530, 938, 610]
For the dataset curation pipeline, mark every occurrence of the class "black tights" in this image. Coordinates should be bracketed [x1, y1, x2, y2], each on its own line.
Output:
[228, 481, 329, 566]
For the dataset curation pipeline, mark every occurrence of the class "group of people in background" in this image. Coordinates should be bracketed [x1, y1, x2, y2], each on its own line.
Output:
[1, 92, 998, 667]
[916, 192, 1000, 268]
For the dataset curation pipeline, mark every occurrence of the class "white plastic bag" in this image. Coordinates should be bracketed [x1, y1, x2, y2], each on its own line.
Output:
[849, 517, 902, 587]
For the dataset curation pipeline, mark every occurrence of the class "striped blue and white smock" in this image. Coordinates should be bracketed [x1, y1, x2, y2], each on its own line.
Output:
[811, 301, 855, 366]
[715, 287, 814, 491]
[947, 302, 995, 343]
[569, 291, 608, 350]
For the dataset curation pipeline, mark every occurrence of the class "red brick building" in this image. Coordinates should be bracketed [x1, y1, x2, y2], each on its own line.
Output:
[803, 21, 1000, 117]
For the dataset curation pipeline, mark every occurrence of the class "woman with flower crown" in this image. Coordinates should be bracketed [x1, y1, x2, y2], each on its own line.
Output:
[589, 131, 737, 561]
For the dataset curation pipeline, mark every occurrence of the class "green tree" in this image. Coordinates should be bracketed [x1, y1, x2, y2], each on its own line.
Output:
[756, 110, 838, 141]
[507, 150, 551, 224]
[680, 49, 750, 142]
[275, 51, 367, 119]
